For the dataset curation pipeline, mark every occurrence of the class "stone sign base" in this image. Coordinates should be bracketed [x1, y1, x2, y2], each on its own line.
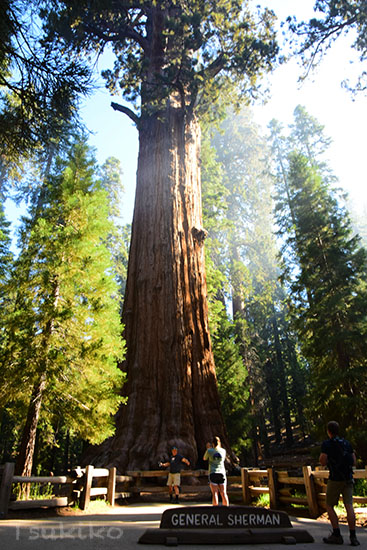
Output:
[138, 506, 314, 545]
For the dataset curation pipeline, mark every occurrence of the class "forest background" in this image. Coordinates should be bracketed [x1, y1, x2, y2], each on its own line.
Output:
[1, 0, 367, 476]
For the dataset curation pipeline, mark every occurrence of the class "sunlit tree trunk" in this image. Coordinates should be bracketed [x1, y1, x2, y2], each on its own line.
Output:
[98, 98, 230, 470]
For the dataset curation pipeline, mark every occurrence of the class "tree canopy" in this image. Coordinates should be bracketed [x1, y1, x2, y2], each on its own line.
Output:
[41, 0, 279, 122]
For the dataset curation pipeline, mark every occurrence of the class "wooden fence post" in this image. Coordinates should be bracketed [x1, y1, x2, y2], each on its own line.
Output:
[241, 468, 251, 504]
[107, 467, 116, 506]
[0, 463, 15, 519]
[303, 465, 319, 518]
[267, 467, 278, 510]
[80, 465, 94, 511]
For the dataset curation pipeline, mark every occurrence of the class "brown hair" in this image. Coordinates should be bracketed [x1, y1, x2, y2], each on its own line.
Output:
[213, 436, 221, 447]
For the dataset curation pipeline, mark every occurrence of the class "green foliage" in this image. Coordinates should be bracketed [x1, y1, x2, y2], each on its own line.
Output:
[354, 479, 367, 498]
[270, 106, 367, 456]
[210, 295, 251, 455]
[275, 146, 367, 459]
[289, 105, 335, 183]
[41, 0, 279, 120]
[254, 492, 270, 508]
[0, 1, 91, 181]
[0, 407, 20, 462]
[0, 200, 13, 301]
[15, 482, 54, 501]
[202, 106, 309, 456]
[0, 138, 126, 455]
[99, 156, 130, 309]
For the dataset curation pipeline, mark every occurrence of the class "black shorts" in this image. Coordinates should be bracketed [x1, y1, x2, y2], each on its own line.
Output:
[209, 473, 226, 485]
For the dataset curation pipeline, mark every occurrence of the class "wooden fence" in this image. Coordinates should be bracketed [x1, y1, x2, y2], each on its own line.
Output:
[1, 463, 367, 519]
[241, 466, 367, 518]
[0, 463, 132, 519]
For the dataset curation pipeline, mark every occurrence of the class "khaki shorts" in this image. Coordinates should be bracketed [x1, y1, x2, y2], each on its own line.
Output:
[326, 479, 354, 507]
[167, 473, 181, 487]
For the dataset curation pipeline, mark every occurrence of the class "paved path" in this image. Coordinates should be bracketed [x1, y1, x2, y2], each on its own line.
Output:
[0, 503, 365, 549]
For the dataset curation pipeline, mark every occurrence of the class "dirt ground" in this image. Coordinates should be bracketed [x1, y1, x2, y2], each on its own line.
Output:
[318, 510, 367, 528]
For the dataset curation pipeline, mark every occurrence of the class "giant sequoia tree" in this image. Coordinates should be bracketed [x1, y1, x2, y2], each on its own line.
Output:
[42, 1, 279, 470]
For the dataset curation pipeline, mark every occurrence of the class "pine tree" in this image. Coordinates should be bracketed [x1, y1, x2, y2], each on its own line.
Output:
[289, 105, 335, 182]
[99, 157, 130, 311]
[203, 107, 306, 458]
[0, 139, 125, 476]
[276, 151, 367, 459]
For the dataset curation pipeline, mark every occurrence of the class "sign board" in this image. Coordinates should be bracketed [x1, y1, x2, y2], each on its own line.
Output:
[160, 506, 292, 529]
[138, 505, 314, 545]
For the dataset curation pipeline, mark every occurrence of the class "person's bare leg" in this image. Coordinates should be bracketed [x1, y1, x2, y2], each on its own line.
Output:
[218, 484, 229, 506]
[210, 484, 219, 506]
[345, 502, 356, 530]
[326, 504, 339, 529]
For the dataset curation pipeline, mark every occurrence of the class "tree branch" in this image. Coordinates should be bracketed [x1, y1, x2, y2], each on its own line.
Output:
[84, 20, 149, 53]
[297, 15, 358, 79]
[111, 102, 140, 126]
[200, 53, 225, 81]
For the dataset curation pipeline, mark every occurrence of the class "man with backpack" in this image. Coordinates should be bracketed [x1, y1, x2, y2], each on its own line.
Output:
[320, 421, 360, 546]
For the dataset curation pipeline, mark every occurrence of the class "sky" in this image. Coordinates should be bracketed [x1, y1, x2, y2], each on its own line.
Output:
[7, 0, 367, 230]
[252, 0, 367, 215]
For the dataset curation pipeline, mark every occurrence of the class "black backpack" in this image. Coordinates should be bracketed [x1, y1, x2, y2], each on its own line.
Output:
[328, 437, 354, 481]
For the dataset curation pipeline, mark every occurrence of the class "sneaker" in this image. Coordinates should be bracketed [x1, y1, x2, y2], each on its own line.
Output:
[323, 533, 344, 545]
[350, 538, 360, 546]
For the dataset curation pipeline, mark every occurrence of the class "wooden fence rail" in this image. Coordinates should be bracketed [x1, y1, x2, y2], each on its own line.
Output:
[1, 463, 367, 519]
[241, 466, 367, 518]
[0, 463, 133, 518]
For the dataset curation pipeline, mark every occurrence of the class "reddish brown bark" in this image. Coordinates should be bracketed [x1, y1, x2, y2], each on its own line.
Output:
[92, 98, 231, 471]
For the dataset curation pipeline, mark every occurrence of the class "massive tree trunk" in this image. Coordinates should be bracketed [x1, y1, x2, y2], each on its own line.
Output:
[93, 97, 230, 471]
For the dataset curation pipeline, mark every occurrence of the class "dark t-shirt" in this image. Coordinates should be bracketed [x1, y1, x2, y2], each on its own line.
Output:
[169, 454, 185, 473]
[321, 437, 354, 481]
